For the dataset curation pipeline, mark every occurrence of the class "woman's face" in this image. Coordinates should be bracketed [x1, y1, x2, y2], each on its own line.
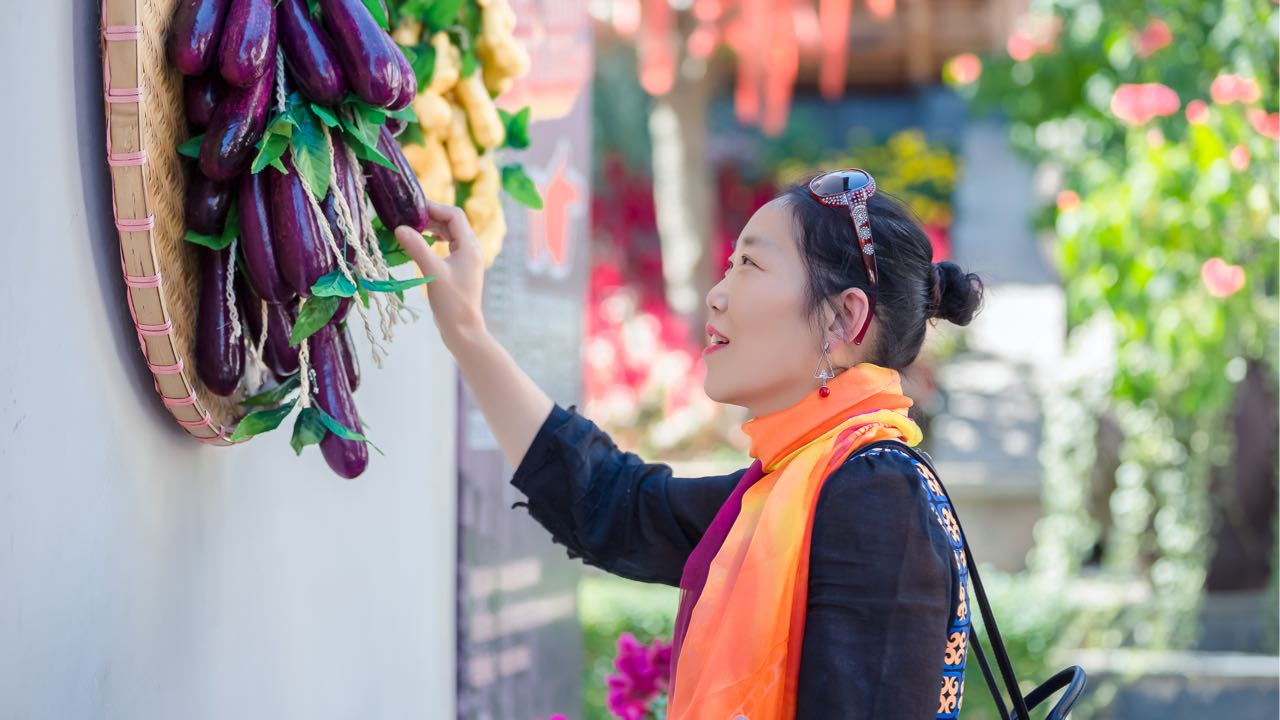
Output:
[702, 198, 828, 416]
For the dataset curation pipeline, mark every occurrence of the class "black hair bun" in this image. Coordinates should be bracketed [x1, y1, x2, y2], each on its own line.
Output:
[928, 261, 984, 326]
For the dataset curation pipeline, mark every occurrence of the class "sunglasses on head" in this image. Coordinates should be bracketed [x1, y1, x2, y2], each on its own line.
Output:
[807, 168, 878, 345]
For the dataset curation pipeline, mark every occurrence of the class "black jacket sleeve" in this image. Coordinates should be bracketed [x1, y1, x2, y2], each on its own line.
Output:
[510, 403, 746, 586]
[796, 448, 956, 719]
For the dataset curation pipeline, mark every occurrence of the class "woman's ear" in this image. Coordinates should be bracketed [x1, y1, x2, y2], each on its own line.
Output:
[828, 287, 871, 345]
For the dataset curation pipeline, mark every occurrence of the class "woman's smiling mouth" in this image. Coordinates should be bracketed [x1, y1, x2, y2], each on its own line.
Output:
[704, 323, 730, 356]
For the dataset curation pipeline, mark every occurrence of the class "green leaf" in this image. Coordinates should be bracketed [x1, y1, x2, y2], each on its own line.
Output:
[409, 41, 437, 89]
[499, 107, 531, 150]
[345, 129, 397, 170]
[242, 374, 300, 407]
[460, 45, 478, 78]
[266, 111, 297, 138]
[501, 164, 543, 209]
[228, 400, 297, 442]
[377, 225, 415, 266]
[360, 0, 388, 30]
[305, 0, 321, 18]
[386, 105, 418, 123]
[251, 132, 291, 174]
[425, 0, 464, 30]
[183, 229, 232, 250]
[310, 103, 341, 128]
[290, 406, 328, 455]
[220, 200, 241, 246]
[357, 285, 371, 308]
[289, 295, 341, 346]
[177, 134, 204, 158]
[311, 269, 358, 297]
[358, 275, 436, 293]
[398, 121, 425, 148]
[315, 405, 384, 455]
[358, 101, 388, 129]
[290, 106, 334, 200]
[455, 178, 474, 208]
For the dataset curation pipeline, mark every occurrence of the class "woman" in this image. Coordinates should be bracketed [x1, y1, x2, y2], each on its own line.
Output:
[395, 169, 983, 719]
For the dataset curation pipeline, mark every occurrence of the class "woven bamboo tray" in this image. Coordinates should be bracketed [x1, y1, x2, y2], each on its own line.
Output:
[101, 0, 242, 445]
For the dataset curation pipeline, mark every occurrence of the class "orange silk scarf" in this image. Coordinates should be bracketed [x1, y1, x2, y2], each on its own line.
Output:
[668, 363, 924, 720]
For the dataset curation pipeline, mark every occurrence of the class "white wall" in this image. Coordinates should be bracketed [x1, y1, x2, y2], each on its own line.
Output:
[0, 4, 457, 718]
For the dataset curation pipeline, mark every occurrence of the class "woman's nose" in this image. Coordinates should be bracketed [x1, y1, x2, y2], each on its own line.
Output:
[705, 279, 726, 313]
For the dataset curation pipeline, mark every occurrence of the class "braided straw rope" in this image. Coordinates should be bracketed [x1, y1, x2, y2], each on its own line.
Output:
[101, 0, 243, 444]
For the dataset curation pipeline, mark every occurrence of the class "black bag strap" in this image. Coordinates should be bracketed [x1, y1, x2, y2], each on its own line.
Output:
[848, 440, 1032, 719]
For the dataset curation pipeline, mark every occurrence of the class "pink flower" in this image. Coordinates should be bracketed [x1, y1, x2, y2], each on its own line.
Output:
[946, 53, 982, 85]
[1229, 144, 1251, 170]
[1056, 190, 1080, 211]
[1248, 108, 1280, 139]
[1007, 32, 1036, 62]
[1135, 18, 1172, 58]
[1201, 258, 1246, 298]
[1186, 99, 1210, 124]
[1210, 74, 1261, 105]
[1110, 83, 1181, 127]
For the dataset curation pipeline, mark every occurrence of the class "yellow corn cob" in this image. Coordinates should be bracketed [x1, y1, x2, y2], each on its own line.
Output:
[455, 74, 505, 149]
[464, 154, 501, 228]
[444, 101, 479, 181]
[413, 89, 452, 135]
[428, 32, 461, 94]
[391, 18, 422, 46]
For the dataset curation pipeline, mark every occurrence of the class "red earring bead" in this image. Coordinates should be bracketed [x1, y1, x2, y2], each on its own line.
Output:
[819, 386, 831, 398]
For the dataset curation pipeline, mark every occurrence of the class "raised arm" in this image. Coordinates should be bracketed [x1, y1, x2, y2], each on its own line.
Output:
[394, 202, 553, 469]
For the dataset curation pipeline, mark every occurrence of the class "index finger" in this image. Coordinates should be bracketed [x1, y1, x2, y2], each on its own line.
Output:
[424, 200, 480, 253]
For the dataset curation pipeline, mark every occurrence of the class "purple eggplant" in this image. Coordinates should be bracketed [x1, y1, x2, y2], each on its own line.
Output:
[363, 125, 429, 232]
[264, 302, 300, 376]
[271, 155, 337, 296]
[310, 324, 368, 478]
[184, 74, 222, 129]
[199, 61, 273, 180]
[196, 246, 245, 396]
[386, 37, 416, 111]
[336, 322, 361, 392]
[169, 0, 231, 75]
[237, 272, 265, 340]
[185, 173, 233, 235]
[331, 133, 366, 235]
[219, 0, 277, 87]
[318, 0, 402, 107]
[278, 0, 347, 105]
[239, 171, 295, 303]
[385, 117, 407, 136]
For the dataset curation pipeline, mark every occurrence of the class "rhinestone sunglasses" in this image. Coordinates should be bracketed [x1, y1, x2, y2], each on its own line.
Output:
[808, 168, 878, 345]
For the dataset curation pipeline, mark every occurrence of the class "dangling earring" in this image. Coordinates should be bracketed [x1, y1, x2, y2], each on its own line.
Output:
[815, 340, 836, 398]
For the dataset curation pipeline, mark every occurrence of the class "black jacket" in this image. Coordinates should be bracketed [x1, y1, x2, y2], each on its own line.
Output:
[511, 404, 972, 718]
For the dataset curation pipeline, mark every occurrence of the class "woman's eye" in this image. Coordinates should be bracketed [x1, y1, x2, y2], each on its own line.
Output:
[741, 255, 756, 267]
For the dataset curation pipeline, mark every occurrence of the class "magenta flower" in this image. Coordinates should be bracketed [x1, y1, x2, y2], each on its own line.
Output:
[605, 634, 674, 719]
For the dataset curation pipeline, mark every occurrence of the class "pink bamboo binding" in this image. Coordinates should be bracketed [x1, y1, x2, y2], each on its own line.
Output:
[102, 0, 236, 444]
